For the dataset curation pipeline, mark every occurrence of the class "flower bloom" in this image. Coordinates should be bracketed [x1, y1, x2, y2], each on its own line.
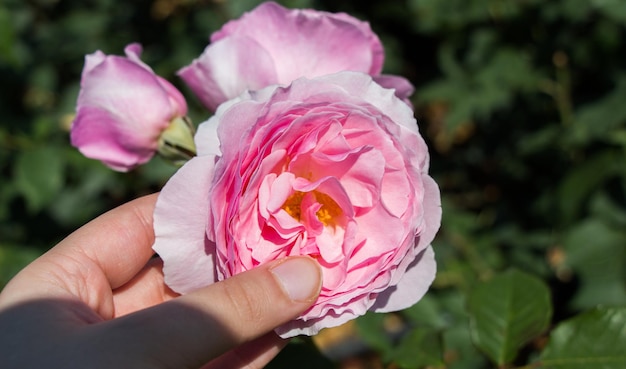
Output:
[71, 43, 191, 171]
[178, 1, 413, 111]
[152, 72, 441, 337]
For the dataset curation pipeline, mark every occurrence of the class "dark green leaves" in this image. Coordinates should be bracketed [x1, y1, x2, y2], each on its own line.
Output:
[563, 219, 626, 309]
[467, 270, 552, 365]
[540, 307, 626, 369]
[14, 146, 64, 212]
[392, 329, 444, 369]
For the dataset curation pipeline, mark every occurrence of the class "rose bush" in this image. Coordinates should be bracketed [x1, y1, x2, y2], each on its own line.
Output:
[71, 43, 191, 171]
[152, 72, 441, 337]
[178, 1, 414, 111]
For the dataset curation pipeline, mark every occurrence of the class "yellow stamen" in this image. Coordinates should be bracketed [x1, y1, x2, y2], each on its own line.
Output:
[282, 191, 305, 221]
[281, 190, 342, 226]
[314, 192, 342, 227]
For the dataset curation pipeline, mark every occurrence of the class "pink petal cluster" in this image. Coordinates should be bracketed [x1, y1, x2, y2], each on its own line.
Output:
[153, 72, 441, 337]
[178, 1, 413, 111]
[71, 43, 188, 171]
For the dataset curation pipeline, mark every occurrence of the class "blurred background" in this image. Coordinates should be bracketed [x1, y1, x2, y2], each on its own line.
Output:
[1, 0, 625, 368]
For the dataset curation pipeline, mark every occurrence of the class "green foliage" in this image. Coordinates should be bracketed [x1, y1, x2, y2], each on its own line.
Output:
[539, 307, 626, 368]
[14, 145, 65, 212]
[563, 217, 626, 309]
[356, 312, 395, 359]
[266, 338, 336, 369]
[467, 270, 552, 365]
[392, 328, 445, 369]
[1, 0, 626, 368]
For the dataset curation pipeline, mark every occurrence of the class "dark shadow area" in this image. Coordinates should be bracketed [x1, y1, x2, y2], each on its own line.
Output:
[0, 297, 241, 369]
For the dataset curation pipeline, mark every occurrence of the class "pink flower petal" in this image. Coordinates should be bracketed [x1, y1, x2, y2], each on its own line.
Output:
[78, 52, 180, 127]
[380, 170, 412, 218]
[180, 2, 391, 110]
[178, 36, 277, 111]
[71, 106, 154, 171]
[373, 74, 415, 105]
[370, 246, 436, 312]
[153, 155, 219, 293]
[415, 175, 443, 250]
[214, 2, 383, 82]
[193, 116, 222, 157]
[316, 72, 417, 133]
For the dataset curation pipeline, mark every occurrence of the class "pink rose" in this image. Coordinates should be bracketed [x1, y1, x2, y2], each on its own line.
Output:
[152, 72, 441, 337]
[71, 43, 190, 171]
[178, 1, 413, 111]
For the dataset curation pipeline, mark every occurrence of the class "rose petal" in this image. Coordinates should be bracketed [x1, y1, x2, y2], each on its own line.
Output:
[213, 2, 382, 83]
[178, 36, 277, 111]
[316, 72, 417, 133]
[194, 116, 222, 157]
[415, 175, 442, 250]
[370, 246, 436, 312]
[380, 170, 411, 218]
[180, 2, 394, 110]
[153, 155, 219, 293]
[71, 106, 155, 171]
[373, 74, 415, 105]
[78, 54, 179, 129]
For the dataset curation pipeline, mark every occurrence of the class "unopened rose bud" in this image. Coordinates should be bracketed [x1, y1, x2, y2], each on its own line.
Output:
[71, 43, 189, 172]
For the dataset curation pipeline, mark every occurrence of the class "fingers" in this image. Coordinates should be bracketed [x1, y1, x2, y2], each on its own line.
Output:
[84, 256, 322, 369]
[54, 193, 159, 289]
[0, 194, 159, 316]
[112, 257, 178, 317]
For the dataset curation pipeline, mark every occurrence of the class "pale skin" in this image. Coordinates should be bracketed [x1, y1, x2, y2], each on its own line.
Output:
[0, 194, 323, 369]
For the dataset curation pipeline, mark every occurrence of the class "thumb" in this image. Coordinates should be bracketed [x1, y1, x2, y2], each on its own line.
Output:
[83, 256, 322, 368]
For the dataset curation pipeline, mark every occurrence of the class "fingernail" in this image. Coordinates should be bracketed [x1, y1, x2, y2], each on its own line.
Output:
[270, 257, 322, 302]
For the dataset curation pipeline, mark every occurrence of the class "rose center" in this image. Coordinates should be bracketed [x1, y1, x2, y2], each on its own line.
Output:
[282, 191, 305, 221]
[282, 190, 342, 227]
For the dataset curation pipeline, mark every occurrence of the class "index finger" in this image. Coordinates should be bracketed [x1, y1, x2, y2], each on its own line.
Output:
[52, 193, 159, 289]
[0, 193, 159, 309]
[82, 256, 323, 368]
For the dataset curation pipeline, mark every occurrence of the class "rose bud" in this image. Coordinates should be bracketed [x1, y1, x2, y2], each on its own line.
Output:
[71, 43, 196, 171]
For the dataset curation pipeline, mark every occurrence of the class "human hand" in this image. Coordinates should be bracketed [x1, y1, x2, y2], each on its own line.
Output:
[0, 194, 322, 369]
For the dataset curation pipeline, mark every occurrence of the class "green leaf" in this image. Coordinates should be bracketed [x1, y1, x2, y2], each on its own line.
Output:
[589, 192, 626, 228]
[403, 295, 448, 329]
[0, 7, 17, 66]
[563, 219, 626, 309]
[49, 165, 115, 226]
[355, 311, 394, 358]
[539, 307, 626, 368]
[392, 328, 444, 369]
[14, 146, 65, 212]
[443, 323, 489, 369]
[467, 269, 552, 365]
[568, 75, 626, 145]
[266, 338, 335, 369]
[408, 0, 538, 32]
[405, 290, 488, 369]
[557, 150, 622, 223]
[419, 46, 542, 130]
[594, 0, 626, 24]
